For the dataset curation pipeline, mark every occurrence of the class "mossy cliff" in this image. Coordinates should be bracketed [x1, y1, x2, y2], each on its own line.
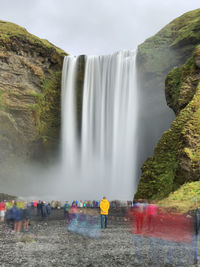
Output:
[0, 20, 67, 164]
[136, 9, 200, 178]
[136, 9, 200, 200]
[137, 8, 200, 91]
[135, 45, 200, 200]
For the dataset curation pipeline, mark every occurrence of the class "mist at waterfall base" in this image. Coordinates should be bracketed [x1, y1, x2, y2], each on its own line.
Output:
[60, 51, 137, 201]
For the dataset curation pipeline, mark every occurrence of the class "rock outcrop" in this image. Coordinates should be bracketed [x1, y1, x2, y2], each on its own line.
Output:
[137, 8, 200, 92]
[0, 20, 67, 166]
[135, 9, 200, 200]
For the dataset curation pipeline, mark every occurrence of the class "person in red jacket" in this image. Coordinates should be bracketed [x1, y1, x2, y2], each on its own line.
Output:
[100, 197, 110, 228]
[0, 201, 6, 222]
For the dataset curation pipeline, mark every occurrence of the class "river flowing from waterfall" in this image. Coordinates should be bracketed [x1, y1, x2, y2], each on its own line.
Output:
[61, 50, 137, 200]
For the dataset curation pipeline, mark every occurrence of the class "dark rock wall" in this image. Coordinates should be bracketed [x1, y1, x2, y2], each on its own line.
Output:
[0, 20, 67, 166]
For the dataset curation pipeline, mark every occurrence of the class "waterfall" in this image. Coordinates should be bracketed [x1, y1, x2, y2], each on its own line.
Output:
[61, 50, 137, 200]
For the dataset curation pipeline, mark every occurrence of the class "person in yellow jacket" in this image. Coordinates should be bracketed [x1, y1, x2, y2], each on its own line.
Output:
[100, 196, 110, 228]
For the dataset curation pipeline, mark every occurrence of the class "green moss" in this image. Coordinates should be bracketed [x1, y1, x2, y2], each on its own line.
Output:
[0, 20, 66, 56]
[165, 56, 197, 114]
[165, 66, 183, 112]
[158, 181, 200, 213]
[28, 104, 39, 112]
[0, 89, 5, 109]
[33, 71, 62, 146]
[194, 45, 200, 57]
[31, 92, 44, 101]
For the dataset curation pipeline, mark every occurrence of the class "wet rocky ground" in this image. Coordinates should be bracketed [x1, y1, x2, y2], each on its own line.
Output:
[0, 209, 199, 267]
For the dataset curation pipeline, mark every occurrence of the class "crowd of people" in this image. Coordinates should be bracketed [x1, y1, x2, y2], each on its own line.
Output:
[0, 197, 113, 233]
[131, 199, 158, 234]
[0, 198, 169, 235]
[0, 200, 31, 232]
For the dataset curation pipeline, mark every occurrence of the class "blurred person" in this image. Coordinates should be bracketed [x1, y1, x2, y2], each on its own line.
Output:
[100, 196, 110, 229]
[5, 201, 14, 229]
[33, 200, 37, 209]
[56, 200, 61, 209]
[88, 201, 92, 208]
[46, 203, 51, 216]
[0, 201, 6, 222]
[51, 200, 56, 209]
[37, 200, 41, 216]
[41, 201, 47, 218]
[135, 199, 146, 234]
[14, 201, 24, 233]
[79, 200, 83, 208]
[23, 202, 31, 231]
[63, 201, 70, 222]
[69, 202, 77, 221]
[147, 200, 158, 232]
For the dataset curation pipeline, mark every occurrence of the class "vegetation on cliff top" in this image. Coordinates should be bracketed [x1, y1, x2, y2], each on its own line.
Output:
[0, 20, 66, 58]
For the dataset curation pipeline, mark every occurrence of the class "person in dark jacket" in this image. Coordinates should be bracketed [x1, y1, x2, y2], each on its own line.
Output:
[46, 203, 51, 216]
[14, 202, 23, 232]
[41, 201, 47, 218]
[37, 200, 41, 216]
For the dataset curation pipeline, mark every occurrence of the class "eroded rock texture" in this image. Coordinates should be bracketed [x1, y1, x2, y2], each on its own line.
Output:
[0, 20, 67, 167]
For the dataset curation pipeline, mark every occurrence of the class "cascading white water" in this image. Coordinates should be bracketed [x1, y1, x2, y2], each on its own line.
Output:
[61, 50, 137, 201]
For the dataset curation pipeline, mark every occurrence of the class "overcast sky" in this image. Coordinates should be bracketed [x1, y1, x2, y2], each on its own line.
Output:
[0, 0, 199, 55]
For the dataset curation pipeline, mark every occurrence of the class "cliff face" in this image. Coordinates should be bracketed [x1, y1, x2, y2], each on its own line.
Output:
[0, 20, 67, 165]
[136, 46, 200, 200]
[136, 9, 200, 177]
[137, 8, 200, 91]
[135, 9, 200, 200]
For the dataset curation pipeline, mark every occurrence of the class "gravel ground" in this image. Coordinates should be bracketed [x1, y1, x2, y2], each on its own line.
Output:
[0, 210, 199, 267]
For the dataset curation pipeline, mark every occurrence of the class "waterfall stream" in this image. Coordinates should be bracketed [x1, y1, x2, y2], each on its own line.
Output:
[61, 50, 137, 200]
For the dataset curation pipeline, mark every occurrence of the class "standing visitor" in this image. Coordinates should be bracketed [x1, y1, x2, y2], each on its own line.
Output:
[37, 200, 41, 216]
[23, 202, 31, 231]
[69, 202, 77, 221]
[64, 201, 70, 222]
[135, 199, 145, 234]
[46, 203, 51, 216]
[14, 201, 24, 233]
[41, 201, 47, 218]
[100, 196, 110, 229]
[0, 201, 6, 222]
[79, 200, 83, 208]
[147, 201, 158, 232]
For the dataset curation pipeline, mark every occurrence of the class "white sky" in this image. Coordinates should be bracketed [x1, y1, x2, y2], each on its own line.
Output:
[0, 0, 199, 55]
